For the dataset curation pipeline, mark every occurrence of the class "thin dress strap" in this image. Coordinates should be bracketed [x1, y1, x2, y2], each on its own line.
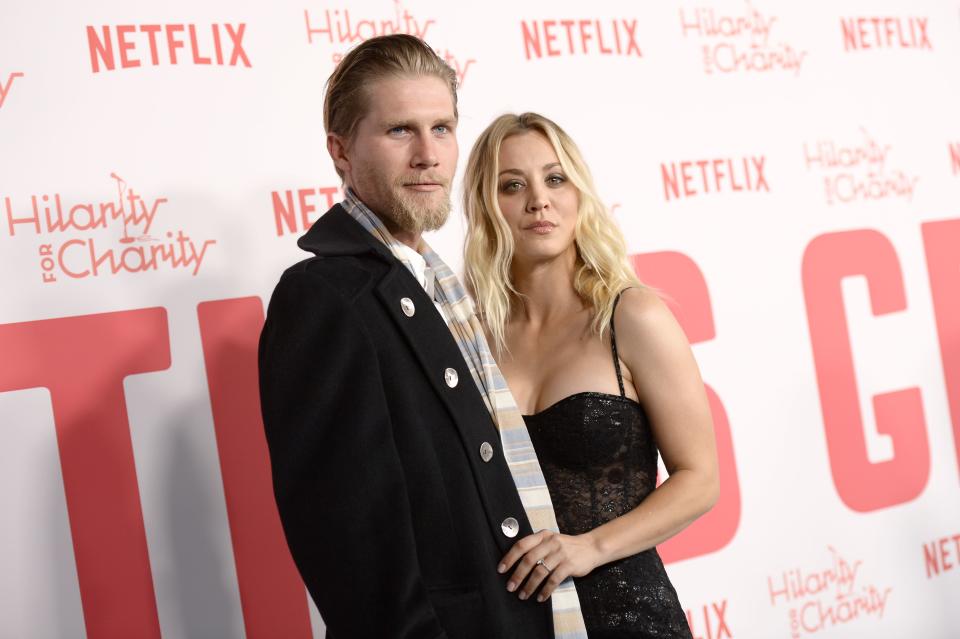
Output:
[610, 291, 626, 397]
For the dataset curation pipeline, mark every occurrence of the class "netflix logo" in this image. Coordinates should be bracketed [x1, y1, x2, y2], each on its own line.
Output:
[86, 23, 251, 73]
[768, 546, 891, 638]
[950, 142, 960, 176]
[803, 128, 919, 205]
[680, 2, 806, 75]
[521, 18, 642, 60]
[304, 5, 476, 84]
[4, 173, 216, 282]
[686, 598, 732, 639]
[661, 156, 769, 202]
[841, 17, 932, 51]
[0, 72, 23, 110]
[923, 531, 960, 580]
[271, 185, 343, 237]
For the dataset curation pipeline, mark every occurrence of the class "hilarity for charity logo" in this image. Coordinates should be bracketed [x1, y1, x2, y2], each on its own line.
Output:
[803, 128, 919, 205]
[304, 2, 475, 84]
[679, 1, 807, 75]
[767, 546, 892, 638]
[3, 173, 216, 283]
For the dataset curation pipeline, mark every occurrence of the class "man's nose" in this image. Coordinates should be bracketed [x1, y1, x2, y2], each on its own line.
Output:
[411, 133, 439, 169]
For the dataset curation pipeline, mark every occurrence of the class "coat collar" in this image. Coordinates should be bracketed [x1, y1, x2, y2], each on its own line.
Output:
[296, 203, 395, 263]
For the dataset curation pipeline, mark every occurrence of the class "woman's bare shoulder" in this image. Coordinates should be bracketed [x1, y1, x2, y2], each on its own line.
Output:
[614, 286, 692, 363]
[616, 287, 676, 333]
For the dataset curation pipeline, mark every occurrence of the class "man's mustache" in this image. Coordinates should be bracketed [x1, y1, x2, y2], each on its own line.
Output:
[397, 176, 450, 188]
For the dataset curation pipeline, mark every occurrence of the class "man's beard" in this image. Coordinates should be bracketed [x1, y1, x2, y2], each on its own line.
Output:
[351, 161, 452, 235]
[385, 177, 451, 235]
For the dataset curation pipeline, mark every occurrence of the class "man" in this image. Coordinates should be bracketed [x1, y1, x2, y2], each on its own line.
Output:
[258, 35, 585, 638]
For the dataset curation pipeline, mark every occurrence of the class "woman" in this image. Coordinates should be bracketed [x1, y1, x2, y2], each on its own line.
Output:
[463, 112, 719, 638]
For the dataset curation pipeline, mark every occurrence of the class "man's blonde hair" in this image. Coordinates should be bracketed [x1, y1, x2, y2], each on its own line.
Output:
[323, 34, 458, 177]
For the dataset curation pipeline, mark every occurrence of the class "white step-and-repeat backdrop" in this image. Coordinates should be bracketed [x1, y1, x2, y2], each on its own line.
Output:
[1, 1, 959, 637]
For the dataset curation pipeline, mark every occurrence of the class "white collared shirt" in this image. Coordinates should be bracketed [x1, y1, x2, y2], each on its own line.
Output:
[394, 242, 448, 323]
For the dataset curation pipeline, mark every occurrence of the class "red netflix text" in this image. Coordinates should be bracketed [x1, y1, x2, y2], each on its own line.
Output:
[0, 72, 24, 109]
[304, 8, 475, 84]
[87, 23, 251, 73]
[803, 129, 919, 204]
[923, 532, 960, 579]
[686, 599, 732, 639]
[271, 185, 343, 237]
[679, 4, 806, 75]
[661, 156, 769, 202]
[841, 17, 931, 51]
[521, 19, 642, 60]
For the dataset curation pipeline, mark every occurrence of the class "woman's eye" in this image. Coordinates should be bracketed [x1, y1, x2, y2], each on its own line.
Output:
[547, 174, 566, 186]
[501, 181, 523, 193]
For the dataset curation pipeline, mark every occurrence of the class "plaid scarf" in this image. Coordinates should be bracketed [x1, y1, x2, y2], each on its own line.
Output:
[342, 190, 588, 638]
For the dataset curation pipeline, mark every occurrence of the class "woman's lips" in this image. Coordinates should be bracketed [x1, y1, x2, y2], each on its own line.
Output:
[524, 222, 557, 234]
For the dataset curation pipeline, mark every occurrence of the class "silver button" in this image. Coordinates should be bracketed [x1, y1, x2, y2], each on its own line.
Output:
[444, 367, 458, 388]
[479, 442, 494, 462]
[501, 517, 519, 538]
[400, 297, 415, 317]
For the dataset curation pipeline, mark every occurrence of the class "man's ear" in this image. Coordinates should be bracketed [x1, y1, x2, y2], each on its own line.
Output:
[327, 132, 351, 177]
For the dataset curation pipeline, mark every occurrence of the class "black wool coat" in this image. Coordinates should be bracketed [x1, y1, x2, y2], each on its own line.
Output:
[258, 204, 554, 639]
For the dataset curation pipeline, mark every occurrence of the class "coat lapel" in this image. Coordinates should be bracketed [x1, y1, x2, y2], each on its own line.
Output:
[373, 264, 499, 440]
[300, 204, 535, 553]
[373, 264, 533, 552]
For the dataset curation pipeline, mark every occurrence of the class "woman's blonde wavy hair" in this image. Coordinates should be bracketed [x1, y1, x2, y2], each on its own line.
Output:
[463, 112, 642, 354]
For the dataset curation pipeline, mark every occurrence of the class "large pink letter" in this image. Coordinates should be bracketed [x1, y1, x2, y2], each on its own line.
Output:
[197, 297, 313, 638]
[0, 309, 169, 638]
[922, 219, 960, 482]
[802, 230, 929, 511]
[630, 252, 741, 563]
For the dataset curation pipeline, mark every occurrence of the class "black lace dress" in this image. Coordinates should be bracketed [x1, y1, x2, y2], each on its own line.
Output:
[523, 297, 693, 639]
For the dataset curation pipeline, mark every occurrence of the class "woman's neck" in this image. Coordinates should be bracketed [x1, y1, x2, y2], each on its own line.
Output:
[510, 250, 583, 328]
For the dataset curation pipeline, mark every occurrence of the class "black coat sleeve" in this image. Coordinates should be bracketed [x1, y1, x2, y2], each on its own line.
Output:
[259, 268, 447, 639]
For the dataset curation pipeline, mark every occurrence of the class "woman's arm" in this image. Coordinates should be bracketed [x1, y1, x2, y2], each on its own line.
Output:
[586, 286, 719, 557]
[499, 286, 719, 602]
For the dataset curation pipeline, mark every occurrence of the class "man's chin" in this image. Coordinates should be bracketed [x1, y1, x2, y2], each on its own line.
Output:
[390, 193, 450, 234]
[408, 208, 450, 234]
[419, 212, 449, 234]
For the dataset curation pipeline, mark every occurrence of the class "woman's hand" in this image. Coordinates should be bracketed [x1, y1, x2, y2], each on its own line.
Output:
[497, 529, 604, 602]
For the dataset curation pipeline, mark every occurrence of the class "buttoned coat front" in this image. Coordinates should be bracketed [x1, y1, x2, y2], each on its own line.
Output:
[259, 205, 554, 639]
